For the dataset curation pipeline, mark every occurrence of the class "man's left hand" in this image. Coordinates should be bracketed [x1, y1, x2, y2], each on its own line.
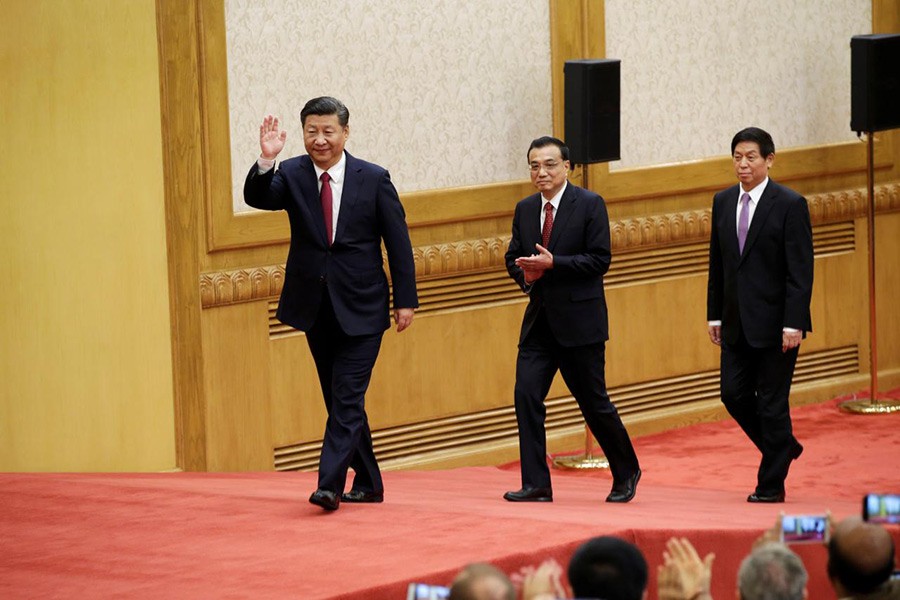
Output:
[782, 330, 802, 352]
[515, 244, 554, 272]
[394, 308, 415, 333]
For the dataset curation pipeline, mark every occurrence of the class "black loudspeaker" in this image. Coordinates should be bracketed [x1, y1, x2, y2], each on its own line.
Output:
[564, 59, 621, 164]
[851, 34, 900, 133]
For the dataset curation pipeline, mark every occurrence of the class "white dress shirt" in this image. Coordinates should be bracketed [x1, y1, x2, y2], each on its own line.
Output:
[257, 152, 347, 245]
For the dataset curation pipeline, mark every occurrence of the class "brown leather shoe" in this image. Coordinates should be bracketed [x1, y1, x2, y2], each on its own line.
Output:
[341, 490, 384, 503]
[503, 487, 553, 502]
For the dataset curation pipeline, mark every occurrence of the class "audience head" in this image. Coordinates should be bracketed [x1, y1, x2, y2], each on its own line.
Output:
[449, 563, 515, 600]
[737, 542, 808, 600]
[827, 516, 896, 597]
[567, 536, 648, 600]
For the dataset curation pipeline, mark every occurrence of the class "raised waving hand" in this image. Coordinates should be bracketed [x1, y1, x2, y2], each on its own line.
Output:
[259, 115, 287, 160]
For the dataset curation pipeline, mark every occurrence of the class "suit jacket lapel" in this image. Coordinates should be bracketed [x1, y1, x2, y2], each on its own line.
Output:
[723, 189, 741, 260]
[335, 152, 361, 244]
[298, 156, 328, 244]
[739, 181, 777, 264]
[524, 194, 542, 249]
[547, 183, 576, 251]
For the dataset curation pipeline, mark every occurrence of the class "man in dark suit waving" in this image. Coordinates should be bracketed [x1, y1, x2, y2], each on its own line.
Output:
[504, 136, 641, 504]
[707, 127, 813, 503]
[244, 97, 418, 511]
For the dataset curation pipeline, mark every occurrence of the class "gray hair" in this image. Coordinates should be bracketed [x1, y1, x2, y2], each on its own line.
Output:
[738, 543, 808, 600]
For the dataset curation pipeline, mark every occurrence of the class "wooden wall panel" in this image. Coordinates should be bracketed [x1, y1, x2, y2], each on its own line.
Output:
[201, 302, 273, 471]
[1, 0, 176, 472]
[268, 331, 326, 447]
[874, 213, 900, 370]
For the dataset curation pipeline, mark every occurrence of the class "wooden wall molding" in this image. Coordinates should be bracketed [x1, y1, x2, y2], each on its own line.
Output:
[200, 183, 898, 310]
[200, 266, 283, 309]
[273, 345, 859, 472]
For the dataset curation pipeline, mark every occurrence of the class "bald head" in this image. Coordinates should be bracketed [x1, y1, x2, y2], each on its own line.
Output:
[449, 563, 515, 600]
[828, 516, 896, 595]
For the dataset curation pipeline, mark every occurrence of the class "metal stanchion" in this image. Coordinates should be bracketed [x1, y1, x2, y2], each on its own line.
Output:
[552, 424, 610, 470]
[839, 132, 900, 414]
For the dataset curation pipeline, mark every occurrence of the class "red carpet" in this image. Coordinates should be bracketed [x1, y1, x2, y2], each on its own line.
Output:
[1, 397, 898, 599]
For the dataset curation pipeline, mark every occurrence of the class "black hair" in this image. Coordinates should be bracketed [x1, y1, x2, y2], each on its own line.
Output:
[300, 96, 349, 127]
[731, 127, 775, 157]
[567, 536, 648, 600]
[528, 136, 570, 163]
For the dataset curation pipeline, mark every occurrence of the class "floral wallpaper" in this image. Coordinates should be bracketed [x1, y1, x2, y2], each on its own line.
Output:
[605, 0, 871, 169]
[226, 0, 552, 212]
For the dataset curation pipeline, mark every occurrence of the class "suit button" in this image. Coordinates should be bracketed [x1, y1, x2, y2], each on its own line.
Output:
[318, 276, 326, 284]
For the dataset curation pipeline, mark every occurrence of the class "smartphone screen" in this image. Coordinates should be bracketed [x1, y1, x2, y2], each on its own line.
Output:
[406, 583, 450, 600]
[863, 493, 900, 524]
[781, 514, 829, 544]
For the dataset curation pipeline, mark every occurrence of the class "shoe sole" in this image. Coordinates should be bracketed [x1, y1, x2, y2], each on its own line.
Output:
[503, 495, 553, 502]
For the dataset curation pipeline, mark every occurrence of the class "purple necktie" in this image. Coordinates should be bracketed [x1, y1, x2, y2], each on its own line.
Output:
[737, 193, 750, 254]
[542, 202, 554, 248]
[320, 172, 333, 246]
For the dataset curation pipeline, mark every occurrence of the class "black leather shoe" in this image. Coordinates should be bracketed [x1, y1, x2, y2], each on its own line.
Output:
[791, 442, 804, 460]
[503, 487, 553, 502]
[747, 492, 785, 503]
[341, 490, 384, 503]
[606, 469, 641, 503]
[309, 489, 340, 511]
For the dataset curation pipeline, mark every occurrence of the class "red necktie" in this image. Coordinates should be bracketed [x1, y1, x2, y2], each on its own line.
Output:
[320, 172, 333, 246]
[541, 202, 554, 248]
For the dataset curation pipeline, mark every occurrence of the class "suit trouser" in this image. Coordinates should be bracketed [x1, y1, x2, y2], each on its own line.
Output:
[720, 330, 800, 495]
[305, 293, 384, 494]
[513, 309, 640, 489]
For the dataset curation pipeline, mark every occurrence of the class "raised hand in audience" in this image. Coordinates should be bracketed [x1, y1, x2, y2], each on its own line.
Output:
[513, 558, 569, 600]
[658, 537, 715, 600]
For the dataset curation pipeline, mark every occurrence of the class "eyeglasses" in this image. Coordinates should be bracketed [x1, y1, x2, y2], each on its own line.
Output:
[529, 161, 565, 173]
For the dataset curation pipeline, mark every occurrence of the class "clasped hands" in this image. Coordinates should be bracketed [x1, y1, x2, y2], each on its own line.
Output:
[515, 244, 554, 284]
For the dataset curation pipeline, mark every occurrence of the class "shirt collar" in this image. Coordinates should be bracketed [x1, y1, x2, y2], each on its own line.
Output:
[313, 151, 347, 184]
[741, 176, 769, 204]
[542, 180, 567, 209]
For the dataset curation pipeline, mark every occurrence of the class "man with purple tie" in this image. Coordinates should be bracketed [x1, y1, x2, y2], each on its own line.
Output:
[707, 127, 814, 503]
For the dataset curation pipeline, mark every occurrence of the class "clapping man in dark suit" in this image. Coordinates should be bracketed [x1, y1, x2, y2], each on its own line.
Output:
[707, 127, 813, 503]
[244, 97, 418, 511]
[503, 136, 641, 504]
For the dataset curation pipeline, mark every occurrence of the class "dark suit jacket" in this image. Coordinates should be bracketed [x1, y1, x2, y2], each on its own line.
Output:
[707, 180, 813, 347]
[505, 183, 611, 348]
[244, 152, 418, 336]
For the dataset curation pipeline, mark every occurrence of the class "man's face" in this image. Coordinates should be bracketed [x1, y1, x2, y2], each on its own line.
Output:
[733, 141, 773, 191]
[303, 113, 348, 170]
[528, 145, 569, 198]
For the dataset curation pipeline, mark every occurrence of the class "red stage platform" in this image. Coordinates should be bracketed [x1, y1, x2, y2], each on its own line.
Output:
[2, 398, 898, 599]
